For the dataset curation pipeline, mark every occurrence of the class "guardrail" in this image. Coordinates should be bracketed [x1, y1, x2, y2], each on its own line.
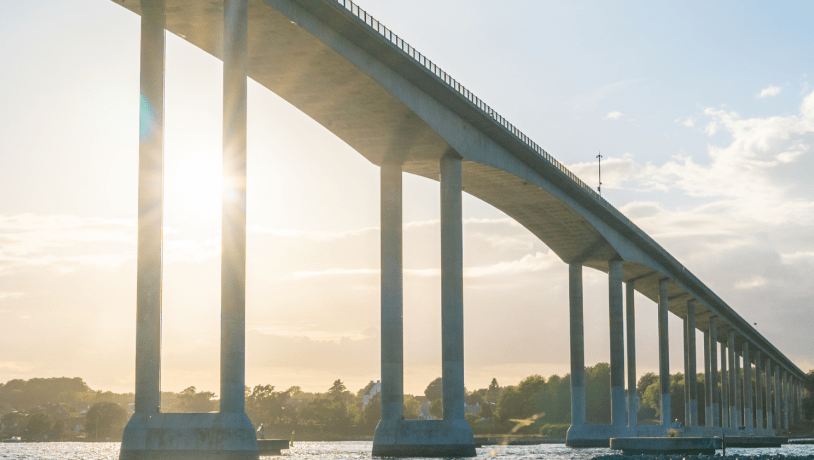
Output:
[332, 0, 659, 249]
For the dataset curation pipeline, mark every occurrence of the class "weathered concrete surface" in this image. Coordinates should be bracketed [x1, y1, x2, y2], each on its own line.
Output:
[119, 413, 258, 460]
[610, 437, 721, 455]
[372, 419, 475, 457]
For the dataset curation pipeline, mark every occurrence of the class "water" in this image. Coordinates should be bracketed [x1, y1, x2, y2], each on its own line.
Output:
[1, 441, 813, 459]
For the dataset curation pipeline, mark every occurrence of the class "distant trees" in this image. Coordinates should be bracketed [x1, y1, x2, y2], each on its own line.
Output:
[84, 402, 128, 440]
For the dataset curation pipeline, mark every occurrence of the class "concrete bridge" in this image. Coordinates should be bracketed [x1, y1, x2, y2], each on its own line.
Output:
[115, 0, 809, 458]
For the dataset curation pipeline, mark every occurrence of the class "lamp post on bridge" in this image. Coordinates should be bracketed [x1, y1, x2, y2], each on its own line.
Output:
[597, 152, 602, 196]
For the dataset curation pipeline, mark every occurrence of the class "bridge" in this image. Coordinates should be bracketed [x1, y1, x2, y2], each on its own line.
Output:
[115, 0, 809, 458]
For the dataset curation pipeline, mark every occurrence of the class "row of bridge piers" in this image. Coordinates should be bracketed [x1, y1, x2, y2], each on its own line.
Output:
[566, 263, 806, 446]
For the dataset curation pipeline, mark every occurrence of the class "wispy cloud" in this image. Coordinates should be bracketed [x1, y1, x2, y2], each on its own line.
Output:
[0, 292, 24, 301]
[285, 251, 557, 280]
[605, 111, 623, 120]
[757, 85, 782, 98]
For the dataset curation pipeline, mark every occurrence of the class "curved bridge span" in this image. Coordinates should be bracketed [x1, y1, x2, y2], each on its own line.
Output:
[115, 0, 808, 457]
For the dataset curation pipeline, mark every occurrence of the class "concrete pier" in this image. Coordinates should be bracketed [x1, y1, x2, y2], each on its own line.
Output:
[783, 371, 789, 430]
[625, 282, 637, 428]
[774, 364, 781, 430]
[709, 317, 719, 428]
[721, 341, 729, 428]
[755, 350, 763, 430]
[378, 161, 404, 421]
[743, 342, 753, 432]
[133, 0, 164, 420]
[373, 155, 475, 457]
[728, 332, 737, 428]
[121, 1, 258, 458]
[734, 349, 741, 428]
[658, 279, 671, 426]
[569, 263, 586, 428]
[608, 260, 626, 428]
[440, 153, 466, 423]
[686, 300, 698, 428]
[766, 358, 773, 430]
[703, 330, 711, 426]
[683, 315, 690, 426]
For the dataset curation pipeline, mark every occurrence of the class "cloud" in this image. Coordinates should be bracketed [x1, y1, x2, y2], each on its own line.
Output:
[757, 85, 782, 98]
[284, 251, 557, 280]
[734, 275, 768, 290]
[0, 292, 24, 301]
[605, 111, 623, 120]
[0, 214, 136, 274]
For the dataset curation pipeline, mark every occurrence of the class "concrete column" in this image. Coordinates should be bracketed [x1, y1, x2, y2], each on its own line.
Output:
[709, 317, 719, 427]
[220, 0, 249, 414]
[658, 278, 671, 426]
[380, 161, 404, 420]
[755, 351, 763, 430]
[743, 342, 753, 430]
[721, 341, 729, 428]
[569, 263, 586, 426]
[783, 371, 789, 430]
[704, 330, 711, 426]
[728, 332, 737, 428]
[799, 381, 804, 422]
[608, 260, 626, 427]
[687, 300, 698, 428]
[135, 0, 165, 416]
[774, 364, 781, 430]
[800, 381, 805, 422]
[626, 281, 637, 427]
[734, 350, 741, 428]
[683, 316, 690, 426]
[440, 153, 465, 421]
[765, 358, 773, 430]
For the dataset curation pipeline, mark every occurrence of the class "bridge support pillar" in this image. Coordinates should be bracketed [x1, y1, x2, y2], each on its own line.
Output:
[376, 160, 404, 421]
[704, 330, 711, 426]
[735, 349, 742, 428]
[743, 342, 753, 433]
[774, 364, 781, 430]
[783, 371, 789, 430]
[121, 1, 257, 458]
[728, 331, 737, 429]
[625, 281, 637, 428]
[755, 350, 763, 431]
[373, 154, 474, 457]
[721, 341, 729, 428]
[658, 278, 671, 427]
[709, 316, 719, 428]
[766, 358, 773, 430]
[608, 260, 626, 428]
[686, 300, 699, 430]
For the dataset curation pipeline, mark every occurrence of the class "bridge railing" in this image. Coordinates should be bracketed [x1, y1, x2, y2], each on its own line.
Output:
[333, 0, 659, 251]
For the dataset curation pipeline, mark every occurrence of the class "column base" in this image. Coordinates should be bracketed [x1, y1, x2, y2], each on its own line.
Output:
[120, 412, 258, 460]
[566, 423, 634, 447]
[372, 419, 476, 457]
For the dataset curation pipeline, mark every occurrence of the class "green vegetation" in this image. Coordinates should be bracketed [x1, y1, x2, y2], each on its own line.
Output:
[1, 367, 811, 441]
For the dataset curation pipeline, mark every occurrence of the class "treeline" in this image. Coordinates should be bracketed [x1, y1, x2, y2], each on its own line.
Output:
[2, 368, 811, 442]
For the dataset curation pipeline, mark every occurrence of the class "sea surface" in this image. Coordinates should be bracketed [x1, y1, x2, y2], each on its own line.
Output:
[1, 441, 813, 459]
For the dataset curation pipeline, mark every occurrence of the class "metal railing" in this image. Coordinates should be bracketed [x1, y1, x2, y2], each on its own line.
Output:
[332, 0, 653, 241]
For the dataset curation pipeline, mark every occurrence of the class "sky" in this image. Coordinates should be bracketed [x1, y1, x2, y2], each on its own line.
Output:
[1, 0, 813, 398]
